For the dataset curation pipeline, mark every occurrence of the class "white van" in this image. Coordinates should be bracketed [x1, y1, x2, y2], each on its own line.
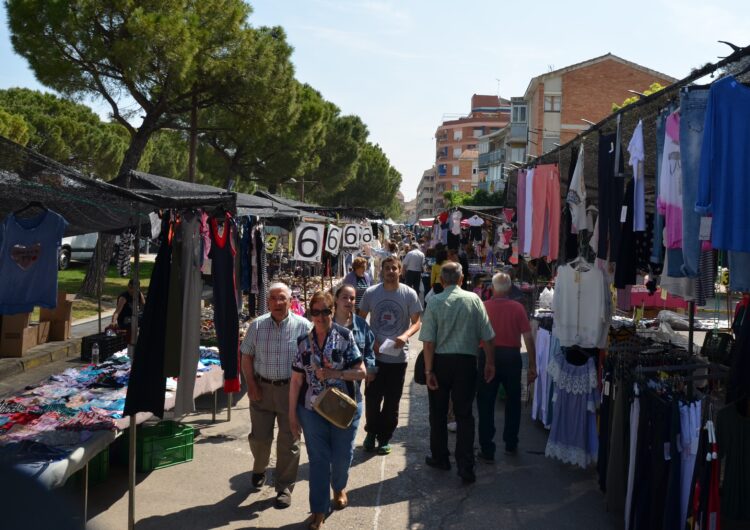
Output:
[59, 233, 99, 270]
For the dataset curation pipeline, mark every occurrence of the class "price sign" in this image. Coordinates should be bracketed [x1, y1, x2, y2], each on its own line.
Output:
[293, 223, 324, 262]
[360, 224, 374, 245]
[265, 234, 278, 254]
[325, 224, 342, 255]
[342, 224, 360, 248]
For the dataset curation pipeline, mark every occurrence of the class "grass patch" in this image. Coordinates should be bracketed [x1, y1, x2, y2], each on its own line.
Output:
[54, 262, 154, 321]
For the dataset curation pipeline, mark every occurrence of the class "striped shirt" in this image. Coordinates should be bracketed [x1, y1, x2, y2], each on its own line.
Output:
[240, 312, 313, 380]
[419, 285, 495, 356]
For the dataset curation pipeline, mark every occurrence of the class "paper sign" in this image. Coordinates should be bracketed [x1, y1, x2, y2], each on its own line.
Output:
[378, 338, 402, 357]
[293, 223, 324, 262]
[661, 288, 668, 301]
[325, 224, 342, 255]
[699, 216, 712, 241]
[342, 224, 360, 248]
[360, 224, 374, 245]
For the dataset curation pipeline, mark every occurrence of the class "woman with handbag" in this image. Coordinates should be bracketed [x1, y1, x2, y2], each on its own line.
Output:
[289, 290, 366, 530]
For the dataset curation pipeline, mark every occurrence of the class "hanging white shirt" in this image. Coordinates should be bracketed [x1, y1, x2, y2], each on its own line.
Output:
[628, 120, 646, 232]
[566, 145, 586, 234]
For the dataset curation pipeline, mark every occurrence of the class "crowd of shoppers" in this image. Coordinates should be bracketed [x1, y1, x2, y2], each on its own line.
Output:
[240, 235, 534, 528]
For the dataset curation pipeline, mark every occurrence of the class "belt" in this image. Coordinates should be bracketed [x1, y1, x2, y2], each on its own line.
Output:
[257, 376, 290, 386]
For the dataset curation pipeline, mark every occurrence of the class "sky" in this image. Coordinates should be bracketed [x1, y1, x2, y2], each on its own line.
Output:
[2, 1, 750, 201]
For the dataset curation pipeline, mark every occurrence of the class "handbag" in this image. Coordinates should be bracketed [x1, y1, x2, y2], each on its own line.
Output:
[414, 350, 427, 385]
[313, 386, 357, 429]
[308, 332, 358, 429]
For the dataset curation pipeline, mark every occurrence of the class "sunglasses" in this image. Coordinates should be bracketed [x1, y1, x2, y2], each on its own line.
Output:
[310, 308, 333, 317]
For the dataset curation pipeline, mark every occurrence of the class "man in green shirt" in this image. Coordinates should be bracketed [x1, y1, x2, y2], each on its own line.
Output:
[419, 261, 495, 483]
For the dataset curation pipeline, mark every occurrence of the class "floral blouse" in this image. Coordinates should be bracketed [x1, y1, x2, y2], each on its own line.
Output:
[292, 323, 362, 410]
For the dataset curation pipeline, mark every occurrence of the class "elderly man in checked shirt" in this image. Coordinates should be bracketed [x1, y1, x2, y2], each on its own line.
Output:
[241, 282, 312, 510]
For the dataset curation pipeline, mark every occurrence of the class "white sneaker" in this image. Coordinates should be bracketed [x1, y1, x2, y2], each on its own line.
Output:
[447, 421, 457, 433]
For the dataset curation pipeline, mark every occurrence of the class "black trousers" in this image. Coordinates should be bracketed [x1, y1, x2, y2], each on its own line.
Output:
[365, 361, 407, 444]
[428, 354, 477, 471]
[404, 270, 422, 294]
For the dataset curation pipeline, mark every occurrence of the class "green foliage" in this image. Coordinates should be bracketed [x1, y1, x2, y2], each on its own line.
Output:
[138, 129, 190, 181]
[0, 88, 128, 178]
[464, 188, 505, 206]
[0, 107, 30, 145]
[7, 0, 259, 177]
[612, 82, 666, 112]
[443, 191, 471, 208]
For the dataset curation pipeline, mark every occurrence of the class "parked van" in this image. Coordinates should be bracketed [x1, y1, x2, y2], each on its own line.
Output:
[59, 233, 99, 270]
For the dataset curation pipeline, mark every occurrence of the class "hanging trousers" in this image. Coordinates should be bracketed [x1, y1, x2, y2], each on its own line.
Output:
[530, 164, 561, 260]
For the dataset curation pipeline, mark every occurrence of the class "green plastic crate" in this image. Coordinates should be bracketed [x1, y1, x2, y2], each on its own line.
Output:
[135, 421, 194, 472]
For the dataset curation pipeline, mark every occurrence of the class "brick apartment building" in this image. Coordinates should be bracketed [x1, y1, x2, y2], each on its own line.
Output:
[524, 53, 676, 156]
[430, 95, 510, 211]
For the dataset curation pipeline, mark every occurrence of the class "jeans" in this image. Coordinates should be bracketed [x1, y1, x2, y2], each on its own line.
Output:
[679, 86, 710, 278]
[404, 270, 422, 294]
[428, 354, 477, 471]
[365, 361, 407, 445]
[728, 251, 750, 291]
[297, 401, 362, 514]
[477, 347, 522, 456]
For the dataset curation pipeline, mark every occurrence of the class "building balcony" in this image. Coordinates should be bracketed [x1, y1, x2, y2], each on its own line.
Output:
[436, 133, 448, 143]
[478, 149, 505, 168]
[509, 122, 527, 143]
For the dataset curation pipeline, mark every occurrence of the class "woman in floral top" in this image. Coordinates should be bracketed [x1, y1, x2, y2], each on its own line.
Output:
[289, 290, 366, 529]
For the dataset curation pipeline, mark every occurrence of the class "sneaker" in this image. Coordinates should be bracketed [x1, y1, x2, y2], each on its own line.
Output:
[274, 489, 292, 509]
[377, 443, 392, 455]
[363, 433, 376, 452]
[476, 451, 495, 464]
[251, 472, 266, 488]
[425, 455, 451, 470]
[447, 421, 457, 433]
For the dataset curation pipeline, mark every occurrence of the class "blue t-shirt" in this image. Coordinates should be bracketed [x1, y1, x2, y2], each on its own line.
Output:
[696, 75, 750, 251]
[0, 210, 68, 313]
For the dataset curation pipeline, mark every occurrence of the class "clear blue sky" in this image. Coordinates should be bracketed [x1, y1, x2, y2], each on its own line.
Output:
[2, 1, 749, 200]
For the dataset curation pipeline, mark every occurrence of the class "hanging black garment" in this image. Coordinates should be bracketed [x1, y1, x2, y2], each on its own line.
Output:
[209, 213, 240, 390]
[597, 133, 625, 261]
[117, 229, 134, 277]
[163, 217, 184, 377]
[124, 217, 172, 417]
[255, 227, 268, 316]
[729, 302, 750, 403]
[614, 179, 637, 289]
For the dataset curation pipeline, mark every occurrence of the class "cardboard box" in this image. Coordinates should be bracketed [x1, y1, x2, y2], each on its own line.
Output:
[48, 319, 72, 341]
[1, 312, 31, 334]
[40, 291, 75, 323]
[36, 321, 50, 343]
[1, 326, 38, 357]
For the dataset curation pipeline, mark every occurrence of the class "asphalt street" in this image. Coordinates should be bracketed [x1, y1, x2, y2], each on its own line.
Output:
[64, 337, 621, 530]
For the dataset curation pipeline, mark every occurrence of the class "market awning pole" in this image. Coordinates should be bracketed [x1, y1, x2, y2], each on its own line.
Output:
[128, 219, 141, 530]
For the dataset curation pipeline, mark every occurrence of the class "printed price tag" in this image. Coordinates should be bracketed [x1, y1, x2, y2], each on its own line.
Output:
[620, 206, 628, 223]
[342, 224, 360, 248]
[699, 216, 712, 241]
[603, 381, 611, 397]
[324, 225, 342, 255]
[661, 288, 668, 301]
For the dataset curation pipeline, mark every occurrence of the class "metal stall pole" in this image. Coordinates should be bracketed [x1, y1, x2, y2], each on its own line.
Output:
[128, 218, 142, 530]
[82, 463, 89, 528]
[687, 300, 696, 400]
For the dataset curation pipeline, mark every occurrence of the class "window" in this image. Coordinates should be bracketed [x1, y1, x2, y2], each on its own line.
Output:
[438, 164, 447, 176]
[544, 95, 561, 112]
[467, 144, 477, 150]
[452, 164, 460, 176]
[453, 130, 463, 141]
[512, 105, 527, 122]
[452, 184, 460, 191]
[473, 127, 484, 138]
[472, 167, 478, 175]
[453, 147, 462, 158]
[510, 147, 526, 164]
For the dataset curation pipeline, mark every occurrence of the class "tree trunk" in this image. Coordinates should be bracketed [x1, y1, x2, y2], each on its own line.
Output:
[188, 93, 197, 182]
[268, 182, 278, 194]
[80, 121, 156, 297]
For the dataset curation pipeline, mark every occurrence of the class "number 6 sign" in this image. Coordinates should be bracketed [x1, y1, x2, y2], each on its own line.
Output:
[343, 224, 360, 248]
[293, 223, 324, 262]
[325, 224, 342, 255]
[360, 224, 374, 244]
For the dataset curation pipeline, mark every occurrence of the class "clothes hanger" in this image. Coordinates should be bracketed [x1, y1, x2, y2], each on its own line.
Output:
[14, 201, 47, 217]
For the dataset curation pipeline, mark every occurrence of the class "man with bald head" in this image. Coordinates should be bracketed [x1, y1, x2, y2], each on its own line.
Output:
[240, 282, 313, 509]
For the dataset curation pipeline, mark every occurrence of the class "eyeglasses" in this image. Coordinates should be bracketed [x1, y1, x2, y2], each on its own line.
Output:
[309, 308, 333, 317]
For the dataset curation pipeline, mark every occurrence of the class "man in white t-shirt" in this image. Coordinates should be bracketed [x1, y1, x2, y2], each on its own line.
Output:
[400, 244, 425, 294]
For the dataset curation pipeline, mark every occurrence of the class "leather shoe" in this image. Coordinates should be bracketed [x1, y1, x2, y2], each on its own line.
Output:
[251, 472, 265, 488]
[333, 489, 348, 510]
[308, 512, 325, 529]
[425, 455, 451, 470]
[274, 489, 292, 509]
[458, 467, 476, 484]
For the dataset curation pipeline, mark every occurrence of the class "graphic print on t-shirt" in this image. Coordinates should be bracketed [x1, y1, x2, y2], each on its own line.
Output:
[373, 299, 405, 338]
[11, 243, 41, 270]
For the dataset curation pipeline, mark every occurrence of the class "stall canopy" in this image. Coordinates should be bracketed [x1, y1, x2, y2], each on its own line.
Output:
[0, 136, 158, 235]
[253, 191, 378, 221]
[253, 190, 332, 222]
